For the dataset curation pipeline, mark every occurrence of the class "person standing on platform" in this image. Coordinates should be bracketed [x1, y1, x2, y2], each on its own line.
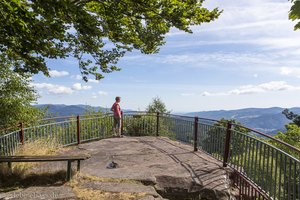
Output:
[111, 96, 122, 137]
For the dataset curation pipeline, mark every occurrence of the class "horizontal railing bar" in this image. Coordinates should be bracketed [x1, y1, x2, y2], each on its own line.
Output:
[0, 131, 20, 138]
[231, 130, 300, 163]
[123, 111, 156, 116]
[22, 121, 76, 130]
[159, 116, 194, 123]
[40, 115, 76, 121]
[167, 113, 221, 122]
[78, 112, 112, 118]
[198, 122, 225, 127]
[232, 123, 300, 154]
[41, 112, 112, 122]
[168, 114, 195, 119]
[0, 125, 19, 133]
[79, 115, 113, 121]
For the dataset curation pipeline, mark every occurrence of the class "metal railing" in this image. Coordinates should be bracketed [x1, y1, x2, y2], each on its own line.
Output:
[0, 113, 116, 155]
[0, 111, 299, 200]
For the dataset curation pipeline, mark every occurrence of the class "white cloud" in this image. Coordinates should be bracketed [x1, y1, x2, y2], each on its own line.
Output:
[167, 19, 290, 37]
[166, 37, 300, 52]
[229, 86, 265, 95]
[201, 91, 214, 97]
[49, 70, 69, 78]
[202, 81, 300, 96]
[165, 0, 299, 52]
[256, 38, 300, 50]
[31, 83, 73, 94]
[180, 93, 195, 96]
[72, 83, 92, 91]
[280, 67, 300, 78]
[74, 75, 82, 80]
[258, 81, 294, 91]
[71, 75, 100, 83]
[98, 91, 108, 96]
[280, 67, 293, 75]
[91, 95, 98, 99]
[88, 79, 99, 83]
[160, 52, 276, 68]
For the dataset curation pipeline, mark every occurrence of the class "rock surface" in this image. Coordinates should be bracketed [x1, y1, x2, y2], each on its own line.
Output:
[72, 136, 237, 199]
[80, 181, 160, 197]
[0, 136, 238, 199]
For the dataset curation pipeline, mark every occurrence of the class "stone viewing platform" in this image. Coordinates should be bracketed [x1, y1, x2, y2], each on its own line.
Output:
[1, 113, 299, 199]
[0, 136, 237, 200]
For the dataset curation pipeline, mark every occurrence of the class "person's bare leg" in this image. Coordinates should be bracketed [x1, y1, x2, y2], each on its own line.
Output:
[113, 128, 116, 136]
[118, 119, 122, 137]
[118, 128, 122, 137]
[113, 118, 118, 136]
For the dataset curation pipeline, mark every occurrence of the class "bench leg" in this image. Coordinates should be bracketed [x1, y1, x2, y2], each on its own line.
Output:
[66, 161, 72, 181]
[8, 162, 12, 174]
[77, 160, 80, 172]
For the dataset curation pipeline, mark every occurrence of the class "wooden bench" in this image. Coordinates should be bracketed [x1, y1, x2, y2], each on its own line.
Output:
[0, 154, 91, 181]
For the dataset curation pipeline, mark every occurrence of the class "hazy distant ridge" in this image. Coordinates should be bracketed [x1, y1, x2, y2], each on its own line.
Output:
[185, 107, 300, 135]
[34, 104, 110, 116]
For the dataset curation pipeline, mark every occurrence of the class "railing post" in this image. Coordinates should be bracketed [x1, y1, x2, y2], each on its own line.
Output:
[156, 112, 159, 137]
[223, 121, 232, 167]
[77, 115, 81, 145]
[19, 122, 24, 145]
[194, 117, 198, 151]
[66, 160, 72, 181]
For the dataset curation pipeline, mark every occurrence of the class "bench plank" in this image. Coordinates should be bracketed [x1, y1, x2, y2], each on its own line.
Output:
[0, 155, 90, 162]
[0, 154, 91, 181]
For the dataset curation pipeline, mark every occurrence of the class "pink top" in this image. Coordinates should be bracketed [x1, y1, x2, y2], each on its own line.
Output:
[111, 102, 121, 118]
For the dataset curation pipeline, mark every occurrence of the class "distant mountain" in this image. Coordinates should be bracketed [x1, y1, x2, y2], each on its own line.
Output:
[185, 107, 300, 135]
[34, 104, 111, 117]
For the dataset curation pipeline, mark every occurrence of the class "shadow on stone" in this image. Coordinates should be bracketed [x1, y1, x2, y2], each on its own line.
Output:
[0, 168, 68, 192]
[155, 175, 203, 200]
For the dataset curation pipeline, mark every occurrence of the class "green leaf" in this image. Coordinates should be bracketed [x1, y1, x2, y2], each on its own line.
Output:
[0, 0, 221, 80]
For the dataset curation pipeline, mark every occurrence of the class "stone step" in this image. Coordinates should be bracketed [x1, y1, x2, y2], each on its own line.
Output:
[138, 195, 166, 200]
[78, 181, 164, 199]
[0, 186, 77, 200]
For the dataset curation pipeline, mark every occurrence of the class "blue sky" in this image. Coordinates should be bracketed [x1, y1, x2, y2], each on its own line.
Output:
[32, 0, 300, 112]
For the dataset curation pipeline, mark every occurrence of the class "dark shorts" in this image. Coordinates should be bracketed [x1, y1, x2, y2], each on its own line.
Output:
[113, 116, 121, 129]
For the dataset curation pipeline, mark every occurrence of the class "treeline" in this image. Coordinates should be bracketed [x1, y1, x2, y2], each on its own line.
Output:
[0, 66, 43, 133]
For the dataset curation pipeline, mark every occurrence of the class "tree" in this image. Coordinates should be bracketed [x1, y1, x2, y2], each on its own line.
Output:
[124, 97, 171, 136]
[271, 123, 300, 198]
[290, 0, 300, 30]
[201, 118, 250, 157]
[214, 118, 250, 133]
[282, 109, 300, 127]
[274, 124, 300, 156]
[275, 109, 300, 159]
[0, 0, 221, 81]
[0, 60, 42, 132]
[146, 97, 170, 114]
